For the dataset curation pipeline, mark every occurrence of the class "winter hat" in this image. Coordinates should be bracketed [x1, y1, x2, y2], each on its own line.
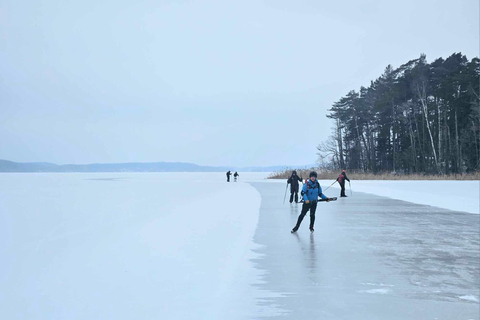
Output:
[309, 171, 317, 178]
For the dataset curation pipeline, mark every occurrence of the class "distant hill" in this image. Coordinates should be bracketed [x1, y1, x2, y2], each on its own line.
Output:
[0, 160, 315, 173]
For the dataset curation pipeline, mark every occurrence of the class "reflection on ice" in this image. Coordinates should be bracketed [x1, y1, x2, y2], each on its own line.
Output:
[249, 181, 480, 320]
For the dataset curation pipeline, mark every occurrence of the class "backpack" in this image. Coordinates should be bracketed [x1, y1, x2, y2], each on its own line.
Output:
[302, 180, 320, 196]
[308, 181, 320, 190]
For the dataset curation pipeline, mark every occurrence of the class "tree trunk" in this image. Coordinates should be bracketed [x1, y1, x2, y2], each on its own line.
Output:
[407, 109, 417, 172]
[437, 97, 443, 174]
[352, 107, 364, 171]
[416, 81, 439, 172]
[455, 85, 464, 173]
[336, 119, 345, 169]
[455, 109, 461, 172]
[392, 99, 396, 172]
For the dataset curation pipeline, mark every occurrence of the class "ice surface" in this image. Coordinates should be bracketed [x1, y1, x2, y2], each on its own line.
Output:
[0, 172, 478, 319]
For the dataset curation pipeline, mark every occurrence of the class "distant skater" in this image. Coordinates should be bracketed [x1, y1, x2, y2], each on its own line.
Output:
[226, 170, 231, 182]
[234, 171, 239, 182]
[336, 169, 350, 197]
[291, 171, 331, 233]
[287, 170, 302, 203]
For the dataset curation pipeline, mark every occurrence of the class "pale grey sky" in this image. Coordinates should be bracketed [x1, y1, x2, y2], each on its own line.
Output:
[1, 0, 478, 167]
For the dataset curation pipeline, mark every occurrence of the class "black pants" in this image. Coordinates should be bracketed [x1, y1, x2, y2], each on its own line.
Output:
[340, 182, 346, 197]
[289, 191, 299, 203]
[292, 201, 317, 231]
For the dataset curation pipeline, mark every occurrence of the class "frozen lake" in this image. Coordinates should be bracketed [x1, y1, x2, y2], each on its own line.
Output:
[0, 173, 478, 319]
[251, 182, 480, 320]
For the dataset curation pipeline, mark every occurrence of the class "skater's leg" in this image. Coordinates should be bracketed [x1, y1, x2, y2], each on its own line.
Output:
[292, 203, 309, 232]
[309, 201, 317, 231]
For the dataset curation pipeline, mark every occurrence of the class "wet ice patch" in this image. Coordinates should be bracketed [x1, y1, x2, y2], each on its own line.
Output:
[85, 177, 125, 181]
[458, 295, 479, 303]
[360, 282, 394, 287]
[358, 288, 391, 294]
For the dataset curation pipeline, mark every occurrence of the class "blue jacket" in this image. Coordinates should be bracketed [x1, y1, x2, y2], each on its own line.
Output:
[302, 179, 327, 202]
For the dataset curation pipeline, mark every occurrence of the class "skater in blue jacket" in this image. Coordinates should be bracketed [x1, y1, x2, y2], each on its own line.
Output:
[291, 171, 331, 233]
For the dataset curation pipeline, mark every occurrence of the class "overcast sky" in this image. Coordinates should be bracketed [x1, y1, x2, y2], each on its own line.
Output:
[1, 0, 478, 167]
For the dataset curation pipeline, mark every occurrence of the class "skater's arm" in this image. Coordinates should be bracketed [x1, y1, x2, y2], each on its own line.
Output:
[318, 185, 327, 200]
[301, 183, 308, 202]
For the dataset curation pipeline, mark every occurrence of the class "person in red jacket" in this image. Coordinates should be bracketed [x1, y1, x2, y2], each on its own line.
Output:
[336, 170, 350, 197]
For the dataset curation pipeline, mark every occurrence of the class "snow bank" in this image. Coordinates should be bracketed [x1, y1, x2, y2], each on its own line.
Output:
[319, 180, 480, 214]
[0, 173, 265, 319]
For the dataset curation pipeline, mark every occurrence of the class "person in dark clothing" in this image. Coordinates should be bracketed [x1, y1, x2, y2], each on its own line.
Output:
[336, 169, 350, 197]
[234, 171, 239, 182]
[286, 170, 303, 203]
[291, 171, 331, 233]
[226, 171, 231, 182]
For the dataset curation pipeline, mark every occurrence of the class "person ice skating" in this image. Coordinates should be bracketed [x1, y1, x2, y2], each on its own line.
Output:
[336, 169, 350, 197]
[234, 171, 239, 182]
[291, 171, 331, 233]
[287, 170, 302, 203]
[226, 170, 231, 182]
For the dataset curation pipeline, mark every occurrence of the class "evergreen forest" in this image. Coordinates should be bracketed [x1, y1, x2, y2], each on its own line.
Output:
[319, 53, 480, 174]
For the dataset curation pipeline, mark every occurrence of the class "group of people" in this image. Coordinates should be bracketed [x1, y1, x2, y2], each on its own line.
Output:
[224, 168, 351, 233]
[287, 170, 350, 203]
[287, 169, 351, 234]
[226, 170, 239, 182]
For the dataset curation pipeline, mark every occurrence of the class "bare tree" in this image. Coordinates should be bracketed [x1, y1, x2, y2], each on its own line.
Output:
[415, 78, 440, 173]
[317, 134, 340, 170]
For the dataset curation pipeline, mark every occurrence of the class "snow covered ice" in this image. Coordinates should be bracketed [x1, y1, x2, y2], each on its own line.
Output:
[0, 173, 478, 319]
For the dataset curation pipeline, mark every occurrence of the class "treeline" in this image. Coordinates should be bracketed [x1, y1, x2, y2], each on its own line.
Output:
[267, 169, 480, 180]
[318, 53, 480, 174]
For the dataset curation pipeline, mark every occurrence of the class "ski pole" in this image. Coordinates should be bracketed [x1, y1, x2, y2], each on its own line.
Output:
[349, 181, 352, 196]
[323, 180, 337, 192]
[283, 183, 289, 204]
